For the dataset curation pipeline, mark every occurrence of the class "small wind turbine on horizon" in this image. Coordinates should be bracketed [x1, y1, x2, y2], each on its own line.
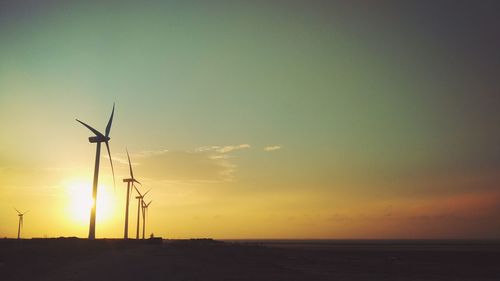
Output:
[134, 185, 150, 239]
[76, 103, 116, 240]
[123, 149, 141, 239]
[141, 200, 152, 239]
[15, 208, 29, 239]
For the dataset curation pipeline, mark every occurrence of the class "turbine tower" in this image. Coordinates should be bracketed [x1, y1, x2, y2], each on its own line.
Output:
[133, 186, 150, 239]
[76, 103, 116, 240]
[141, 200, 152, 239]
[15, 208, 29, 239]
[123, 149, 141, 239]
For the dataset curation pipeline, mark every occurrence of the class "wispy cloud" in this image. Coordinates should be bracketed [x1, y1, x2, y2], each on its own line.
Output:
[217, 144, 251, 153]
[110, 149, 169, 165]
[196, 144, 251, 154]
[135, 149, 169, 157]
[143, 150, 237, 183]
[264, 145, 281, 152]
[115, 144, 251, 184]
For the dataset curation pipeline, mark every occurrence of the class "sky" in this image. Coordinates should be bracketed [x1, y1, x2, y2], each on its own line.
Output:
[1, 0, 500, 239]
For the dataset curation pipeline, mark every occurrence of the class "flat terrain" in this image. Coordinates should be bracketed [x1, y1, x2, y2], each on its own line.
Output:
[1, 238, 499, 281]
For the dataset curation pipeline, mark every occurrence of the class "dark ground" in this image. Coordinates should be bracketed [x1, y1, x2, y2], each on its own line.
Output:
[1, 238, 499, 281]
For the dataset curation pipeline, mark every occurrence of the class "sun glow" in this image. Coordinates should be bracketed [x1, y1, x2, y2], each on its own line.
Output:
[66, 180, 118, 225]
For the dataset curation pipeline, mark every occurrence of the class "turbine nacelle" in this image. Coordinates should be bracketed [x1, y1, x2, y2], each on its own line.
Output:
[123, 178, 140, 184]
[89, 136, 111, 143]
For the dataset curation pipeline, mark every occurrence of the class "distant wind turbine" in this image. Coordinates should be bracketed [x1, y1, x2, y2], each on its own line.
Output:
[133, 186, 150, 239]
[141, 200, 152, 239]
[76, 103, 116, 240]
[15, 208, 29, 239]
[123, 149, 141, 239]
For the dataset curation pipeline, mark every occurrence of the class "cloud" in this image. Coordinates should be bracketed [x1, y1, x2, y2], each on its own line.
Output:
[109, 149, 169, 165]
[196, 144, 251, 154]
[135, 149, 169, 157]
[118, 145, 251, 184]
[264, 145, 281, 152]
[217, 144, 251, 153]
[122, 150, 234, 183]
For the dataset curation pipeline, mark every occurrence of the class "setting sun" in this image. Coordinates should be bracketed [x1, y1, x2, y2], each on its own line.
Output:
[65, 180, 117, 225]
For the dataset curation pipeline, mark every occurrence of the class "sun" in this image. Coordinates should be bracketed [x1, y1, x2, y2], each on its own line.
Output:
[65, 180, 117, 224]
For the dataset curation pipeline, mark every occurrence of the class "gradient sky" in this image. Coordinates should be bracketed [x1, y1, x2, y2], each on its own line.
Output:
[1, 0, 500, 239]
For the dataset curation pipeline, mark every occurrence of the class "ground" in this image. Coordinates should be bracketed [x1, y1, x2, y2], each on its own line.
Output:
[1, 238, 499, 281]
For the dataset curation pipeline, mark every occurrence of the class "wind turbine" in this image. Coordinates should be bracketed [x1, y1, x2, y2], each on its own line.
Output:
[133, 185, 150, 239]
[123, 149, 141, 239]
[141, 200, 152, 239]
[15, 208, 29, 239]
[76, 103, 116, 240]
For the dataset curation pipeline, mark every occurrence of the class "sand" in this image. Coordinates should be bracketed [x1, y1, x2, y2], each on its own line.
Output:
[1, 238, 499, 281]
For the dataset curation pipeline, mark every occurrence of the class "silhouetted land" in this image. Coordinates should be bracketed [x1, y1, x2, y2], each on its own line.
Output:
[1, 238, 499, 281]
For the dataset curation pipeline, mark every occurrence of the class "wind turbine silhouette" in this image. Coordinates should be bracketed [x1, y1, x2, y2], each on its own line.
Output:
[123, 149, 141, 239]
[134, 186, 150, 239]
[15, 208, 29, 239]
[76, 103, 116, 240]
[141, 200, 152, 239]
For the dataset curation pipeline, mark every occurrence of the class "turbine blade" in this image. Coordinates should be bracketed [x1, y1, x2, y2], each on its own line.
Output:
[147, 200, 152, 207]
[133, 183, 142, 197]
[126, 148, 134, 179]
[14, 208, 21, 214]
[23, 210, 30, 215]
[143, 188, 151, 197]
[105, 103, 115, 137]
[134, 179, 141, 185]
[76, 119, 105, 138]
[105, 141, 116, 190]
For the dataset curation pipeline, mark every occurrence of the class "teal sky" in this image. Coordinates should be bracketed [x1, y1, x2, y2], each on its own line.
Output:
[1, 1, 499, 238]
